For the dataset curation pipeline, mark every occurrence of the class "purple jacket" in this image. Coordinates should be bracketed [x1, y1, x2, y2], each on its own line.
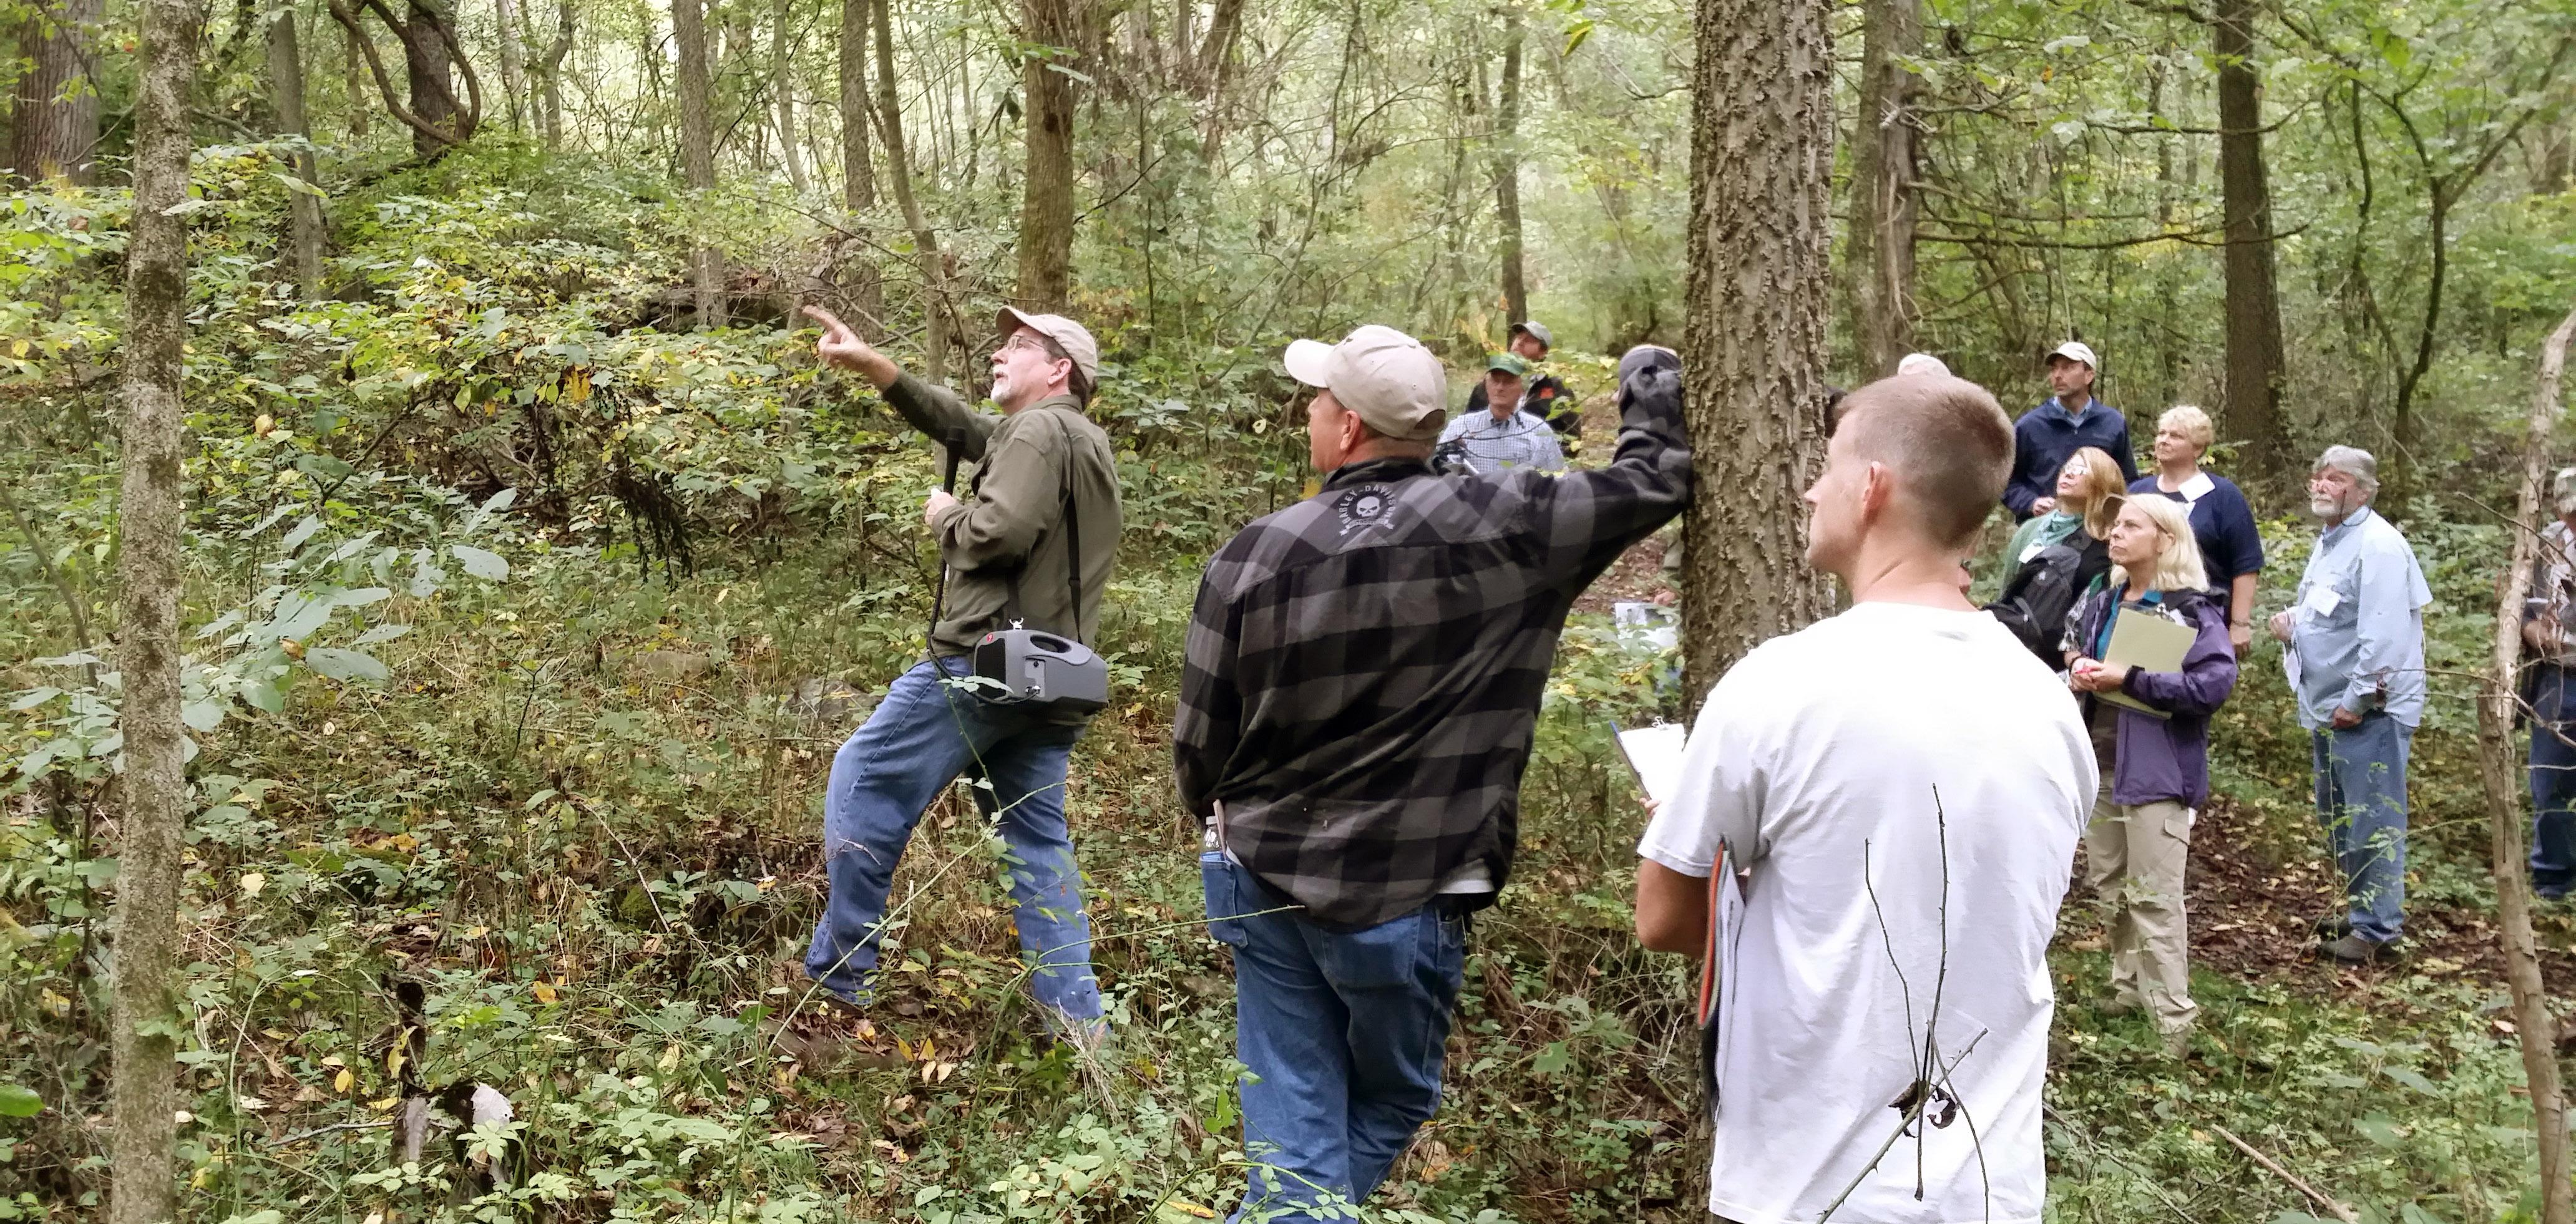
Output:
[2067, 585, 2238, 807]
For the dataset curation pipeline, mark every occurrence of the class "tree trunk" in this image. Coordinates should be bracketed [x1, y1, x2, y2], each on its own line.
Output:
[107, 0, 202, 1215]
[493, 0, 527, 129]
[671, 0, 724, 327]
[2475, 302, 2576, 1224]
[837, 0, 882, 319]
[533, 0, 572, 148]
[8, 0, 104, 184]
[875, 0, 946, 379]
[1016, 0, 1081, 311]
[268, 9, 327, 297]
[773, 0, 811, 193]
[1845, 0, 1919, 379]
[1681, 0, 1836, 704]
[404, 0, 459, 155]
[1493, 9, 1527, 326]
[346, 19, 373, 138]
[2214, 0, 2288, 487]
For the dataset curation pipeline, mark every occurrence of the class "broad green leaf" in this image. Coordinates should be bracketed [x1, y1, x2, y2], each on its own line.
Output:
[10, 687, 62, 711]
[353, 623, 411, 645]
[181, 699, 225, 734]
[280, 515, 323, 553]
[239, 677, 284, 714]
[0, 1083, 39, 1117]
[305, 648, 390, 683]
[450, 545, 509, 581]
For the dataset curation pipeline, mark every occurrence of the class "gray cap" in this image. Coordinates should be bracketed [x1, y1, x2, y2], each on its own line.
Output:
[1509, 320, 1554, 351]
[996, 307, 1100, 386]
[1283, 325, 1448, 443]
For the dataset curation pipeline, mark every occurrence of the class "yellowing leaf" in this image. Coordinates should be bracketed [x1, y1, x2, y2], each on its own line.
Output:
[532, 981, 559, 1004]
[334, 1068, 354, 1093]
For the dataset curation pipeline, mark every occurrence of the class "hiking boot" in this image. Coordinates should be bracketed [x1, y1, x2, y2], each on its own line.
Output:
[2312, 913, 2352, 941]
[2098, 996, 2143, 1019]
[2158, 1027, 2192, 1061]
[2320, 933, 2395, 966]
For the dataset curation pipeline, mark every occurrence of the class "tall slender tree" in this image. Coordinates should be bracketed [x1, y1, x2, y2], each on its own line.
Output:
[773, 0, 811, 193]
[7, 0, 104, 183]
[1681, 0, 1836, 701]
[269, 7, 327, 297]
[2214, 0, 2288, 485]
[1845, 0, 1921, 378]
[107, 0, 204, 1213]
[876, 0, 947, 377]
[494, 0, 529, 129]
[1493, 9, 1528, 326]
[671, 0, 725, 327]
[838, 0, 882, 319]
[1016, 0, 1082, 311]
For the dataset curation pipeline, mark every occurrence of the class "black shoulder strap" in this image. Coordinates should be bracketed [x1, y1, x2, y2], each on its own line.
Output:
[999, 434, 1088, 646]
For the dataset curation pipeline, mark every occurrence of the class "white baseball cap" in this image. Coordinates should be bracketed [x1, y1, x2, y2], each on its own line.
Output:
[1282, 325, 1448, 443]
[2046, 340, 2098, 369]
[996, 307, 1100, 385]
[1896, 352, 1951, 377]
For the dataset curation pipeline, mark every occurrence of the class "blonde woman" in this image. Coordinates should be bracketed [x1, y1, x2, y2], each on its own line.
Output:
[2129, 406, 2265, 651]
[1986, 446, 2126, 666]
[2064, 495, 2240, 1057]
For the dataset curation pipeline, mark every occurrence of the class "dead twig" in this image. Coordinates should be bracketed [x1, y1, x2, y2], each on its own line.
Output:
[2210, 1124, 2358, 1223]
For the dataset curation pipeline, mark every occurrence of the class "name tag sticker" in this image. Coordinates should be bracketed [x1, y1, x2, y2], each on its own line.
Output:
[2302, 586, 2343, 618]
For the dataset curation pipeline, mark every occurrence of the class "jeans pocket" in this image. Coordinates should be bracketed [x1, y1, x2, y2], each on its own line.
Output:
[1200, 852, 1247, 949]
[1314, 906, 1435, 989]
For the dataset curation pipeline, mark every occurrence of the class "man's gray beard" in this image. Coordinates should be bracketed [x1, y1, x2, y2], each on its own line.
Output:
[2310, 498, 2342, 518]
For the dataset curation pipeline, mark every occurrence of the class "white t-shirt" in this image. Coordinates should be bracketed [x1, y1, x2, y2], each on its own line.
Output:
[1637, 601, 2094, 1224]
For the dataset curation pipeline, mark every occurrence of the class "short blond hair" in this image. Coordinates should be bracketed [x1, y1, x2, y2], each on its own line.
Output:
[1835, 374, 2015, 549]
[2110, 494, 2208, 594]
[2157, 406, 2215, 454]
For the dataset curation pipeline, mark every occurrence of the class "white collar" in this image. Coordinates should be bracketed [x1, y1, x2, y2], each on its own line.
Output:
[2172, 471, 2215, 502]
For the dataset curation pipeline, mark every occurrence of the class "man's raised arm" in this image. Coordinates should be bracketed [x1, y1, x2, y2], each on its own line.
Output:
[804, 305, 998, 458]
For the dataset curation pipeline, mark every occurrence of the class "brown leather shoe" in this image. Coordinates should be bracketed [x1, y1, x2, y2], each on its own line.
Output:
[2320, 933, 2395, 965]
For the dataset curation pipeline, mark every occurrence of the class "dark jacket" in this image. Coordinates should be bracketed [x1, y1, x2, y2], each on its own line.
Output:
[884, 373, 1123, 659]
[2127, 472, 2265, 585]
[1173, 369, 1690, 928]
[1465, 372, 1579, 437]
[2067, 584, 2238, 807]
[1986, 532, 2110, 668]
[2003, 398, 2137, 518]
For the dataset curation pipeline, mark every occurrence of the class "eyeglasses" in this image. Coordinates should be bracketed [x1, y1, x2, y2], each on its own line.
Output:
[997, 334, 1051, 359]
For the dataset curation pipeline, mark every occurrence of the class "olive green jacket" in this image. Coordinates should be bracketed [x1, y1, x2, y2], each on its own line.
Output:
[886, 372, 1122, 661]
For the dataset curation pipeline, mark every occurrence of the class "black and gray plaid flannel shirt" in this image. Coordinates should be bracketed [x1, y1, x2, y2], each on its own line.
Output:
[1173, 369, 1690, 928]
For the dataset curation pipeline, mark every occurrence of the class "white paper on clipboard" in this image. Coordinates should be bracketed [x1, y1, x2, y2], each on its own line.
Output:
[1614, 722, 1688, 806]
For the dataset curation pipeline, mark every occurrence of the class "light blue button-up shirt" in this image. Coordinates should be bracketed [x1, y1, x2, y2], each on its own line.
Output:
[2285, 505, 2432, 729]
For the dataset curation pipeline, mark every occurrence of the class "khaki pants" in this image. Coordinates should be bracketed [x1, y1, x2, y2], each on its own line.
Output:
[2081, 792, 2197, 1034]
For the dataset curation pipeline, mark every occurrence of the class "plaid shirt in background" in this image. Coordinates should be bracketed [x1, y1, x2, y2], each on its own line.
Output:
[1173, 371, 1690, 928]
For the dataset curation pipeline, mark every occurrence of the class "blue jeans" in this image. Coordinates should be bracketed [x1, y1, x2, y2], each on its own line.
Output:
[1202, 853, 1465, 1223]
[2313, 713, 2413, 944]
[803, 658, 1101, 1021]
[2531, 664, 2576, 898]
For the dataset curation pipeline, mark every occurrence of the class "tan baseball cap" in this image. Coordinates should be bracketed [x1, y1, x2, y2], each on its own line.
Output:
[995, 307, 1100, 385]
[1282, 325, 1448, 443]
[2046, 340, 2098, 369]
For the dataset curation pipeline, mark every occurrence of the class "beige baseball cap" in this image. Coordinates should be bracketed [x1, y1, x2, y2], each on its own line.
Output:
[1282, 325, 1448, 443]
[996, 307, 1100, 385]
[2046, 340, 2098, 369]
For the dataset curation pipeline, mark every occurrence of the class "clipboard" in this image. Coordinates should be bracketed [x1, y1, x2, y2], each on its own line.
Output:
[1612, 722, 1686, 805]
[2097, 608, 2194, 720]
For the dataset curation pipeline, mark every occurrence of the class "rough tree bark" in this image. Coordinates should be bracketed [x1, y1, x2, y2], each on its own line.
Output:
[268, 8, 327, 298]
[773, 0, 811, 194]
[1681, 0, 1837, 703]
[1845, 0, 1920, 378]
[2214, 0, 2288, 485]
[328, 0, 482, 154]
[1016, 0, 1082, 311]
[8, 0, 104, 184]
[493, 0, 527, 129]
[671, 0, 725, 327]
[2475, 303, 2576, 1224]
[404, 0, 459, 153]
[532, 0, 572, 148]
[1493, 9, 1527, 326]
[107, 0, 203, 1214]
[837, 0, 882, 320]
[345, 20, 373, 138]
[875, 0, 947, 379]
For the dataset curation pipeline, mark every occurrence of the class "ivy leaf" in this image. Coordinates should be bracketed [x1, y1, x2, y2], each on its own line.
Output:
[305, 648, 390, 684]
[449, 545, 509, 581]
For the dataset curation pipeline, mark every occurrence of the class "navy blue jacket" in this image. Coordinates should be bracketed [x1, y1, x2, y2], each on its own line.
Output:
[2003, 397, 2137, 519]
[2127, 472, 2265, 585]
